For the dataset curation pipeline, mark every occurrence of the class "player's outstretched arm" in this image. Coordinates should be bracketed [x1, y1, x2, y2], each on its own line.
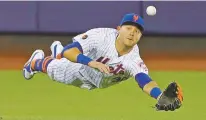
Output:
[128, 59, 183, 111]
[61, 42, 110, 74]
[135, 72, 162, 99]
[135, 72, 183, 111]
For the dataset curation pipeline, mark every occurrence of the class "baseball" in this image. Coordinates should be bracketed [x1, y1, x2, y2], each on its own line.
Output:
[146, 6, 156, 16]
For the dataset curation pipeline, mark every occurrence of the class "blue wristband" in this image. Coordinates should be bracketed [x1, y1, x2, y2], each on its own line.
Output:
[77, 54, 92, 65]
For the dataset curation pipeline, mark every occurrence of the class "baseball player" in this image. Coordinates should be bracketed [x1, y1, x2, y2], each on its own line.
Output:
[23, 13, 183, 111]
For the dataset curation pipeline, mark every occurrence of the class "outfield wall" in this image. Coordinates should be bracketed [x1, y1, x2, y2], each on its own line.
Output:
[0, 1, 206, 35]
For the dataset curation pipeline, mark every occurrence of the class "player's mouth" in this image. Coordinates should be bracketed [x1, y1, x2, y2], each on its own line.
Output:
[127, 38, 133, 41]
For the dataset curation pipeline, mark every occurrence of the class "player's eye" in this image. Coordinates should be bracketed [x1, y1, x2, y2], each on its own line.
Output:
[134, 29, 138, 33]
[136, 29, 141, 34]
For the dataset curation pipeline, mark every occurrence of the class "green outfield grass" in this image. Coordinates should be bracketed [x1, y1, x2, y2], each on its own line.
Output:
[0, 70, 205, 120]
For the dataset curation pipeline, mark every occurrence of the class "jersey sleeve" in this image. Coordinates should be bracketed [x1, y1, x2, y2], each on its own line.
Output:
[126, 47, 149, 77]
[72, 28, 105, 54]
[128, 59, 149, 77]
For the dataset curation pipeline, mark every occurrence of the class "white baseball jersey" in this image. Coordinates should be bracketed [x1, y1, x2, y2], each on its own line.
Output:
[47, 28, 148, 89]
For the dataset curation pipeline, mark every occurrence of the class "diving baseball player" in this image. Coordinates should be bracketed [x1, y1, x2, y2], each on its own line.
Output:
[23, 13, 183, 111]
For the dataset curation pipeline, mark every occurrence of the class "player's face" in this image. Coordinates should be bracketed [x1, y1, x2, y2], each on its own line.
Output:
[118, 25, 142, 47]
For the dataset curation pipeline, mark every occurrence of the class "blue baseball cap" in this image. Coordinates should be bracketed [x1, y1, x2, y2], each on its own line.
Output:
[120, 13, 144, 32]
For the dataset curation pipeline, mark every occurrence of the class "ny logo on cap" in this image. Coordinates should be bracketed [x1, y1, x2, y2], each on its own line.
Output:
[133, 15, 138, 22]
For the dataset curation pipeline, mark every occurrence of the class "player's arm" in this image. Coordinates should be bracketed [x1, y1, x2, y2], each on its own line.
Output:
[61, 42, 110, 74]
[128, 60, 183, 111]
[129, 60, 162, 99]
[61, 29, 110, 74]
[127, 47, 162, 99]
[62, 42, 88, 64]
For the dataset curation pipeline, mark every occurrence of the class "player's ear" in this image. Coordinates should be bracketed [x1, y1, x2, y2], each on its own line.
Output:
[116, 26, 121, 31]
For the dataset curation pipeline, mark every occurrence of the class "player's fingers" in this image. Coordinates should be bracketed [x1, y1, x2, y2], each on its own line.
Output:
[105, 65, 110, 73]
[103, 67, 110, 74]
[105, 65, 110, 74]
[101, 66, 109, 74]
[98, 68, 104, 73]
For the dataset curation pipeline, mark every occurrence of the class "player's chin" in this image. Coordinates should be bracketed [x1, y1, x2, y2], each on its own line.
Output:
[125, 41, 136, 47]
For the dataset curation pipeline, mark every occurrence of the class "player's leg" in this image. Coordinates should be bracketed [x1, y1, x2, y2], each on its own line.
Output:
[50, 41, 63, 59]
[46, 58, 86, 84]
[23, 51, 79, 85]
[46, 58, 95, 89]
[23, 49, 45, 80]
[23, 48, 94, 89]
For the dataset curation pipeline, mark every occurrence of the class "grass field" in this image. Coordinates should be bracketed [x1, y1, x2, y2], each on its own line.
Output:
[0, 70, 205, 120]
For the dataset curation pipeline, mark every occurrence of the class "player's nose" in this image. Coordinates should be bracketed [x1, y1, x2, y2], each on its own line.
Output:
[130, 32, 134, 36]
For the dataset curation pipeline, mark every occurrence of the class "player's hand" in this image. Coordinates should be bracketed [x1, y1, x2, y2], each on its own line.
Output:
[155, 82, 183, 111]
[88, 61, 110, 74]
